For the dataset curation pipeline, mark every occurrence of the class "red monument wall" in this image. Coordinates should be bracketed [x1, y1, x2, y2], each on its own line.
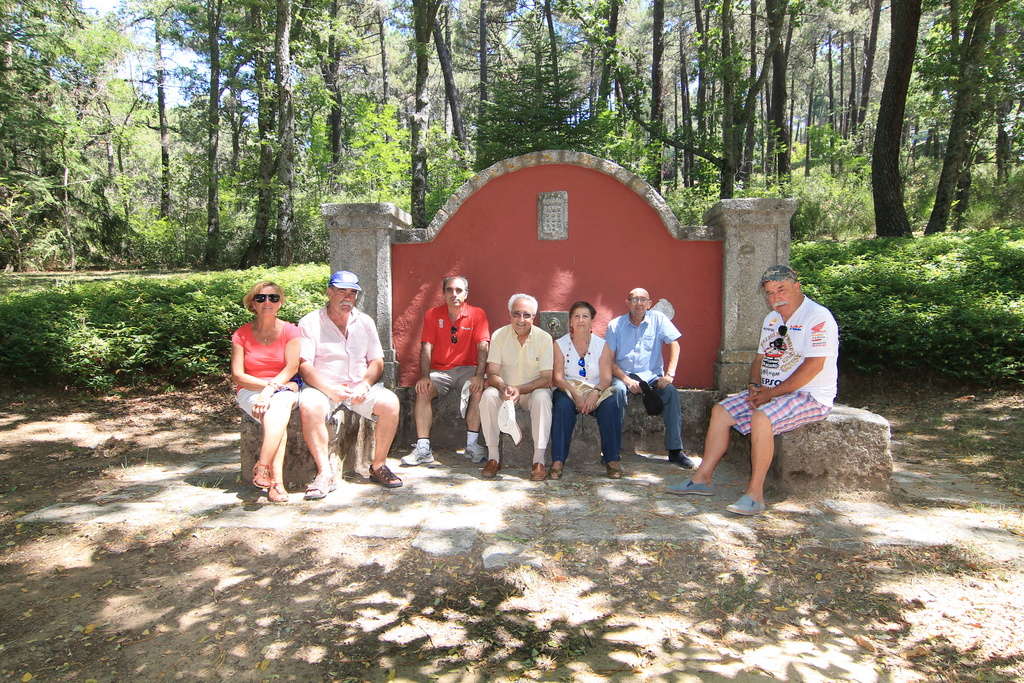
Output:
[391, 163, 722, 389]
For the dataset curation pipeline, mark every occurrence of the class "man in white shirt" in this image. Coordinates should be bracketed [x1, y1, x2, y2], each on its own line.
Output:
[669, 265, 839, 515]
[298, 270, 403, 496]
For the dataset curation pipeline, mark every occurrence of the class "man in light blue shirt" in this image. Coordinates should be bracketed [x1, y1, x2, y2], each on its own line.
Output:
[606, 287, 692, 468]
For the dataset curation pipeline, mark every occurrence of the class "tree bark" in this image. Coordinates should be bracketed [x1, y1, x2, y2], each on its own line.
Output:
[767, 0, 789, 181]
[739, 0, 756, 183]
[378, 8, 390, 104]
[154, 14, 171, 219]
[202, 0, 222, 268]
[649, 0, 665, 192]
[478, 0, 487, 107]
[855, 0, 880, 134]
[597, 0, 620, 110]
[924, 0, 1005, 235]
[871, 0, 922, 238]
[411, 0, 441, 230]
[274, 0, 295, 264]
[239, 4, 276, 269]
[433, 13, 466, 149]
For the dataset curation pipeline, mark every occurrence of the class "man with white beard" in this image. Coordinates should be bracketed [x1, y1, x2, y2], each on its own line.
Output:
[668, 265, 839, 515]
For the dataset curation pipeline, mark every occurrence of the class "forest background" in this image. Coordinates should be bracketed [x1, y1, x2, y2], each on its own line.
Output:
[1, 0, 1022, 272]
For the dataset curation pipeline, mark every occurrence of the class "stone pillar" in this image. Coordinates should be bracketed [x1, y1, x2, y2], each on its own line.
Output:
[705, 198, 798, 392]
[323, 202, 411, 386]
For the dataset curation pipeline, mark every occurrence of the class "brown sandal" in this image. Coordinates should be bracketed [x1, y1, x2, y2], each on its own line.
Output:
[267, 482, 289, 503]
[252, 462, 273, 488]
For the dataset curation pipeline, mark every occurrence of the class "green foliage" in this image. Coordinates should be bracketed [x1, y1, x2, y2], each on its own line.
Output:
[0, 265, 329, 390]
[793, 229, 1024, 384]
[790, 169, 875, 240]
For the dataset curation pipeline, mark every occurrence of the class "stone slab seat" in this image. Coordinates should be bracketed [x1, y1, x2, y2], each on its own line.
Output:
[726, 404, 893, 493]
[239, 409, 375, 491]
[396, 386, 719, 472]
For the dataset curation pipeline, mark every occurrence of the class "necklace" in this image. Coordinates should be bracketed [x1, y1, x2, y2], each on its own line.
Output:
[253, 321, 277, 344]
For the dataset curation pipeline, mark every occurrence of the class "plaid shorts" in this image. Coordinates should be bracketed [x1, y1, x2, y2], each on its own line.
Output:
[720, 390, 831, 436]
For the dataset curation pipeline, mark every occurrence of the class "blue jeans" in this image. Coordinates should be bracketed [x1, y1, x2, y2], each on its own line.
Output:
[551, 389, 622, 464]
[611, 377, 682, 451]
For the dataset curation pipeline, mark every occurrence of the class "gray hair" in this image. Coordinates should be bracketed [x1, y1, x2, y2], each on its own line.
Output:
[507, 293, 538, 314]
[441, 275, 469, 292]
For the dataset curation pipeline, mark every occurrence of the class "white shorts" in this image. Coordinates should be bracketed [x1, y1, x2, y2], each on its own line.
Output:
[299, 384, 393, 421]
[236, 388, 298, 420]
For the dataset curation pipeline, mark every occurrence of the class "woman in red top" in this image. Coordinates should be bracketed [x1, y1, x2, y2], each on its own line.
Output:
[231, 281, 302, 503]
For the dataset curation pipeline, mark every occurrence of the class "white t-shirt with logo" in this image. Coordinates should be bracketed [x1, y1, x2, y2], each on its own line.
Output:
[757, 296, 839, 407]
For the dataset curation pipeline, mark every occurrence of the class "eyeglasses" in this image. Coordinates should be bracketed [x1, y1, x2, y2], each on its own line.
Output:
[450, 325, 458, 344]
[254, 294, 280, 303]
[629, 296, 650, 303]
[577, 357, 587, 378]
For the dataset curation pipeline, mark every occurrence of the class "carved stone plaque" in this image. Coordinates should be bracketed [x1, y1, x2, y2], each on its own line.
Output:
[537, 191, 568, 240]
[537, 311, 568, 340]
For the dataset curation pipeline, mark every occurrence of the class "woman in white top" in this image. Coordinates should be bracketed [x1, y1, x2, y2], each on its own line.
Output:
[550, 301, 624, 479]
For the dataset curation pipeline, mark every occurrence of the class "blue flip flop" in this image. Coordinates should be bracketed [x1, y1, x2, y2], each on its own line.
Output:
[666, 479, 714, 496]
[726, 494, 766, 516]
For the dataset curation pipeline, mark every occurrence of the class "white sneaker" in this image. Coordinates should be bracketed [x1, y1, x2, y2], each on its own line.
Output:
[400, 443, 435, 466]
[464, 442, 487, 463]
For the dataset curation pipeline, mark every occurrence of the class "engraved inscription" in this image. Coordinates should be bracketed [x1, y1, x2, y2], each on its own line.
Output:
[537, 191, 568, 240]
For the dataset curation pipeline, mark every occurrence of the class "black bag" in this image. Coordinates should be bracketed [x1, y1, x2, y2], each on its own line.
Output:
[628, 373, 664, 416]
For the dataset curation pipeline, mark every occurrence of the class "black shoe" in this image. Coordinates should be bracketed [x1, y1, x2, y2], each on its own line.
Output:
[668, 451, 695, 469]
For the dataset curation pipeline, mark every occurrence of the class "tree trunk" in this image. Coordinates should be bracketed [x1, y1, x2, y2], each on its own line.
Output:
[871, 0, 921, 238]
[155, 14, 171, 219]
[924, 0, 1004, 235]
[826, 28, 836, 174]
[378, 8, 390, 104]
[993, 22, 1011, 184]
[433, 13, 466, 149]
[202, 0, 222, 268]
[239, 5, 276, 269]
[804, 38, 817, 177]
[649, 0, 665, 193]
[767, 0, 789, 182]
[478, 0, 487, 108]
[679, 19, 694, 186]
[274, 0, 295, 264]
[543, 0, 559, 91]
[739, 0, 756, 184]
[323, 0, 343, 167]
[855, 0, 880, 135]
[411, 0, 441, 230]
[598, 0, 620, 110]
[693, 0, 707, 145]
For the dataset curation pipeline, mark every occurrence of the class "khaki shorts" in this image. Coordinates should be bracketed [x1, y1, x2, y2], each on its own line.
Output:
[299, 384, 393, 421]
[429, 365, 478, 397]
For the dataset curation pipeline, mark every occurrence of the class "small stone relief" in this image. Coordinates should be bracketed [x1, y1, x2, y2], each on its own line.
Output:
[537, 311, 568, 339]
[651, 298, 675, 320]
[537, 191, 568, 240]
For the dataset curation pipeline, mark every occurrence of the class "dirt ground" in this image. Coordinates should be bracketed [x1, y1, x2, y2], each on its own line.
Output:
[0, 376, 1022, 681]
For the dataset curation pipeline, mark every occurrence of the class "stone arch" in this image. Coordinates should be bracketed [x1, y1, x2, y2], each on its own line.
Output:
[419, 150, 685, 242]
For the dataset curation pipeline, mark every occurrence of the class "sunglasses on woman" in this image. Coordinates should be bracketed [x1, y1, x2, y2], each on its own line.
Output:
[254, 294, 280, 303]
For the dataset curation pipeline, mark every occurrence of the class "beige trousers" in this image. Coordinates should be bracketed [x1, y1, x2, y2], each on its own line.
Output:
[479, 386, 552, 464]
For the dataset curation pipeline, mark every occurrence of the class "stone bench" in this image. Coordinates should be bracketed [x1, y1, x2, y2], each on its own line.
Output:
[726, 404, 893, 493]
[239, 409, 375, 490]
[396, 386, 719, 473]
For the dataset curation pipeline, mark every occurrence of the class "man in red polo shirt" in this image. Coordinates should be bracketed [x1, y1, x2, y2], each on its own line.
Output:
[401, 275, 491, 465]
